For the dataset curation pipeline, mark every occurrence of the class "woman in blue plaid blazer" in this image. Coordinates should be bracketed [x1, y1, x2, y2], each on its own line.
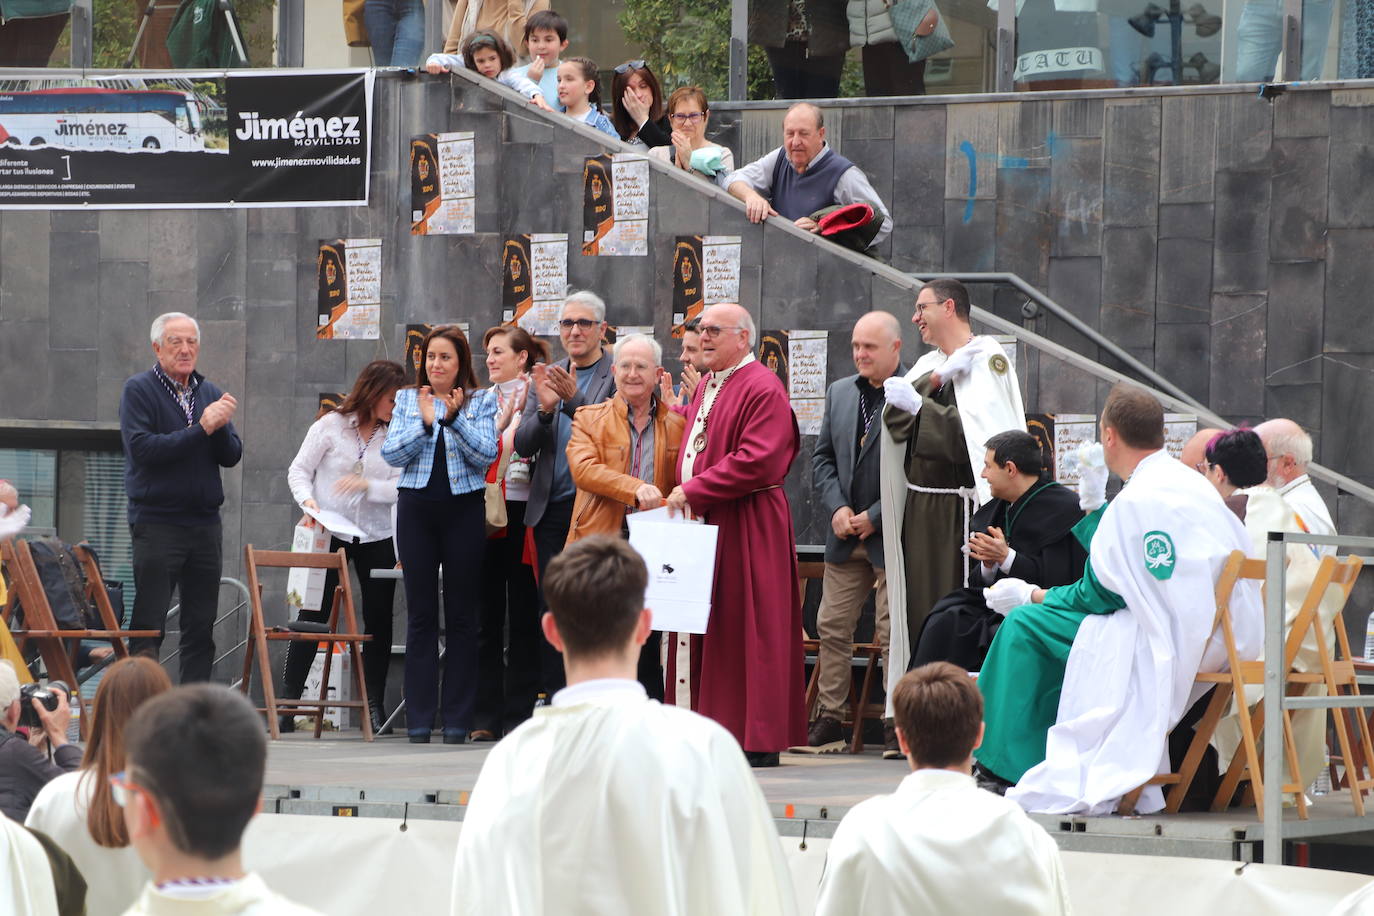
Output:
[383, 325, 519, 744]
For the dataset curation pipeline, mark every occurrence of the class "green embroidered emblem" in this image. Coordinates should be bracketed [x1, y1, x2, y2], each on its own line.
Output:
[1143, 530, 1176, 580]
[989, 354, 1009, 376]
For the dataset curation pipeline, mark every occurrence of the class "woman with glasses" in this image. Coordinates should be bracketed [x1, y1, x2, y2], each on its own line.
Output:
[25, 657, 172, 916]
[648, 86, 736, 188]
[610, 60, 671, 148]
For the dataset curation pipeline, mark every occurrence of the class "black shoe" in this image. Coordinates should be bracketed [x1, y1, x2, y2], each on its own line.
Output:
[804, 715, 845, 752]
[408, 729, 431, 744]
[368, 699, 392, 736]
[278, 714, 295, 735]
[974, 762, 1013, 795]
[746, 751, 781, 768]
[443, 728, 468, 745]
[882, 722, 903, 760]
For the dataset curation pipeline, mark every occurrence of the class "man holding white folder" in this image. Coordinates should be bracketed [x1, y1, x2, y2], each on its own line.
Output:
[664, 303, 806, 768]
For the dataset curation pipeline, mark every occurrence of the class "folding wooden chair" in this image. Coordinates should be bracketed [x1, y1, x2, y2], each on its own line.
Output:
[1118, 551, 1286, 816]
[240, 545, 373, 741]
[0, 539, 160, 739]
[1296, 555, 1374, 814]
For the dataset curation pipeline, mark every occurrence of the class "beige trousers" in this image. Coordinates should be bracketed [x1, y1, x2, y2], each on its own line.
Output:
[816, 541, 889, 719]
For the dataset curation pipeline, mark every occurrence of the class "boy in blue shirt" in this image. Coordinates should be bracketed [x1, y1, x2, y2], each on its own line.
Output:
[509, 9, 567, 103]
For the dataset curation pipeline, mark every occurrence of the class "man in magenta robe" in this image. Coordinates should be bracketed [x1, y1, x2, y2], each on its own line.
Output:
[665, 302, 806, 767]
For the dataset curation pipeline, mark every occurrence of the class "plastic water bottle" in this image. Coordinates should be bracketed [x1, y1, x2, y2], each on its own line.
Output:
[1311, 752, 1333, 797]
[1364, 612, 1374, 660]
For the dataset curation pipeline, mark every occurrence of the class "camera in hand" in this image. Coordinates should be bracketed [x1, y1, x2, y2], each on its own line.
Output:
[18, 680, 69, 730]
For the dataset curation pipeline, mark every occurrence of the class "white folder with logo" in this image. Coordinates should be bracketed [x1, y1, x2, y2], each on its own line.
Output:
[626, 506, 719, 634]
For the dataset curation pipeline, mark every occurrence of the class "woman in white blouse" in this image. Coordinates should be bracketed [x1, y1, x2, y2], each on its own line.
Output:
[284, 359, 407, 735]
[26, 656, 171, 916]
[471, 326, 547, 741]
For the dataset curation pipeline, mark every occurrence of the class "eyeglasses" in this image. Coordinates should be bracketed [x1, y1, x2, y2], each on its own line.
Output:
[1194, 460, 1216, 473]
[698, 325, 742, 339]
[614, 59, 647, 74]
[913, 300, 941, 314]
[109, 770, 145, 808]
[558, 318, 600, 331]
[669, 112, 704, 123]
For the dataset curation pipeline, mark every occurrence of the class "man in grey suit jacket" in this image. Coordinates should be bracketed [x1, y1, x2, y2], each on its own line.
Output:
[806, 311, 904, 756]
[515, 290, 617, 696]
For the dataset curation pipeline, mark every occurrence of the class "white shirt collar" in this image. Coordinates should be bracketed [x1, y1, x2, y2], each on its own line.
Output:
[1277, 474, 1311, 497]
[551, 678, 647, 707]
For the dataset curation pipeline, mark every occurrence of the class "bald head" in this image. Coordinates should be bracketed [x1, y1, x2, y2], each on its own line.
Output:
[852, 311, 902, 384]
[699, 303, 755, 373]
[1180, 428, 1225, 474]
[783, 103, 827, 172]
[1254, 417, 1312, 486]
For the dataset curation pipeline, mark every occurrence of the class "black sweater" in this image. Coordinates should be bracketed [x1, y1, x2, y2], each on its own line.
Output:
[0, 727, 81, 822]
[119, 368, 243, 525]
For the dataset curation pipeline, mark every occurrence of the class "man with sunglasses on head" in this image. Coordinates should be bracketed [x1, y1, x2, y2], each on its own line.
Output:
[515, 290, 617, 698]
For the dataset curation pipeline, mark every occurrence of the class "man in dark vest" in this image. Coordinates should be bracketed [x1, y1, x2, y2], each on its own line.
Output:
[726, 102, 891, 250]
[910, 430, 1086, 673]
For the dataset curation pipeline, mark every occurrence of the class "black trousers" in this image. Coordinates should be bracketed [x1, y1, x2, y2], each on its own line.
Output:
[765, 41, 846, 99]
[531, 497, 575, 695]
[862, 41, 927, 96]
[280, 535, 397, 708]
[474, 500, 542, 735]
[395, 488, 486, 732]
[129, 520, 221, 683]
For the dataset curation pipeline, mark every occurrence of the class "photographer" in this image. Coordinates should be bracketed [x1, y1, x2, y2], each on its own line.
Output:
[0, 660, 79, 821]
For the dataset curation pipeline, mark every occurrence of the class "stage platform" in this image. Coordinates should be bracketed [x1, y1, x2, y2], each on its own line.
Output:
[263, 731, 1374, 866]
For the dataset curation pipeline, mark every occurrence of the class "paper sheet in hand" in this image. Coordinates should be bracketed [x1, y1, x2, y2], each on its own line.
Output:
[304, 507, 366, 541]
[627, 508, 718, 634]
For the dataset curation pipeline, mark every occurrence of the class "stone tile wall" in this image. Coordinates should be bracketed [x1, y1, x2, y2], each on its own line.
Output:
[1, 72, 1370, 673]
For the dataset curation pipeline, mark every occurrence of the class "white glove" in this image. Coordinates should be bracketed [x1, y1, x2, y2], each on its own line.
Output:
[883, 376, 922, 416]
[983, 577, 1035, 616]
[1076, 441, 1108, 512]
[938, 340, 979, 383]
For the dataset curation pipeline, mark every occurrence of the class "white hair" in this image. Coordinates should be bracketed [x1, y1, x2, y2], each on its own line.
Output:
[0, 660, 19, 712]
[150, 312, 200, 344]
[562, 290, 606, 323]
[738, 308, 757, 348]
[613, 333, 662, 366]
[1265, 425, 1313, 467]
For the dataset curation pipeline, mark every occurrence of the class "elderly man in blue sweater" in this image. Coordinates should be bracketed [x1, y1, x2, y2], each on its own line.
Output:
[119, 312, 242, 682]
[725, 102, 891, 250]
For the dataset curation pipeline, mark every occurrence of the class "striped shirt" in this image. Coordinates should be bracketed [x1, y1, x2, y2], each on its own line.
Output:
[382, 387, 499, 495]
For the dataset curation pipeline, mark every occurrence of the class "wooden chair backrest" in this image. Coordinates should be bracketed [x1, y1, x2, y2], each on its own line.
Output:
[243, 546, 353, 628]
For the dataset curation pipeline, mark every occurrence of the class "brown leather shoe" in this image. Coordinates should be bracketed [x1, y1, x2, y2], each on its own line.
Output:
[470, 729, 498, 742]
[805, 715, 845, 752]
[883, 722, 903, 760]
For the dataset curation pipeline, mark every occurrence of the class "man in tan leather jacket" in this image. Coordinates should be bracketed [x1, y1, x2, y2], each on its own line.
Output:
[565, 334, 684, 699]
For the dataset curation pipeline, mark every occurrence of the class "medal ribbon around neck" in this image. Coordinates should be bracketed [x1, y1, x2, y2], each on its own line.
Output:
[352, 421, 380, 476]
[692, 367, 739, 453]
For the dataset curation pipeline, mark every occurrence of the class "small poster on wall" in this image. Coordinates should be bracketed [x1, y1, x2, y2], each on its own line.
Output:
[1025, 413, 1056, 479]
[410, 131, 475, 235]
[316, 238, 381, 339]
[1163, 414, 1197, 461]
[582, 153, 649, 256]
[759, 329, 828, 435]
[671, 235, 742, 336]
[1053, 414, 1097, 491]
[502, 233, 568, 336]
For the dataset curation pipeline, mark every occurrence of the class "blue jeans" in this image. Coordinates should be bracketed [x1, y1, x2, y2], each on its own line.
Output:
[1234, 0, 1335, 81]
[364, 0, 425, 68]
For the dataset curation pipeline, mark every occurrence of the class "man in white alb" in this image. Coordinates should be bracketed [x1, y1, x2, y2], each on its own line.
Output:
[451, 535, 797, 916]
[816, 661, 1071, 915]
[1255, 418, 1336, 554]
